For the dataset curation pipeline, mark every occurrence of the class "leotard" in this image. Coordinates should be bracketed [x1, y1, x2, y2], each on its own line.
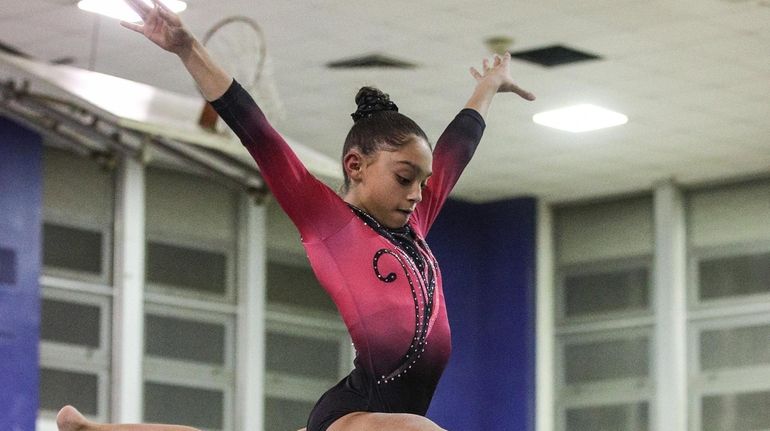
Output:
[211, 80, 485, 431]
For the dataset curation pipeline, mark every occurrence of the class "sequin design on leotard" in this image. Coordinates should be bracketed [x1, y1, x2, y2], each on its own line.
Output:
[349, 205, 438, 384]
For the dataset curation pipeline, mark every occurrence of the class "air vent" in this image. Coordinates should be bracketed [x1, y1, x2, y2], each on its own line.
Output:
[0, 247, 17, 285]
[510, 44, 600, 67]
[327, 53, 416, 69]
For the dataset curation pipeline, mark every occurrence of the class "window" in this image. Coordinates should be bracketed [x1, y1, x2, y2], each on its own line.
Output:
[266, 261, 336, 313]
[143, 304, 235, 431]
[145, 239, 231, 299]
[687, 179, 770, 431]
[563, 333, 649, 386]
[38, 288, 111, 421]
[38, 147, 113, 421]
[554, 196, 654, 431]
[144, 381, 228, 430]
[264, 314, 351, 431]
[690, 315, 770, 431]
[263, 254, 351, 430]
[559, 260, 651, 322]
[701, 390, 770, 431]
[42, 223, 104, 276]
[144, 167, 239, 430]
[694, 248, 770, 303]
[41, 147, 113, 284]
[566, 402, 648, 431]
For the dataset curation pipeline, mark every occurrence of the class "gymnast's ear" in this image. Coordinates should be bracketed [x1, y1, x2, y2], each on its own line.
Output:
[343, 150, 366, 183]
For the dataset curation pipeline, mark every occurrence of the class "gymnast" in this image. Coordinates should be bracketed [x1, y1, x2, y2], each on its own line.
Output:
[57, 0, 534, 430]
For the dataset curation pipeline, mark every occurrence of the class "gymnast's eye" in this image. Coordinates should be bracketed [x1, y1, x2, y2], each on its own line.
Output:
[396, 175, 411, 185]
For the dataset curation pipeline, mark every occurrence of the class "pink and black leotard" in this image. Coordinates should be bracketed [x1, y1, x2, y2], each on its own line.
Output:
[211, 80, 485, 431]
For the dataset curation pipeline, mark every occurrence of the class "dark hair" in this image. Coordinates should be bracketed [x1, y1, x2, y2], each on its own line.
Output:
[342, 87, 430, 190]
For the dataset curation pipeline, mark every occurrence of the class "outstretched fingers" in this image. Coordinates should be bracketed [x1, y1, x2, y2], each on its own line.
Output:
[469, 67, 483, 80]
[120, 20, 144, 33]
[151, 0, 182, 26]
[510, 83, 536, 101]
[123, 0, 150, 20]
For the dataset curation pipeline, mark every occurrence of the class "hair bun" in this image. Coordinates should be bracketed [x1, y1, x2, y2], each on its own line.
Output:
[351, 86, 399, 123]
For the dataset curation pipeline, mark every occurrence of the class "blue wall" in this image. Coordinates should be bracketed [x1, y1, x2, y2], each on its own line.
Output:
[427, 197, 537, 431]
[0, 117, 43, 431]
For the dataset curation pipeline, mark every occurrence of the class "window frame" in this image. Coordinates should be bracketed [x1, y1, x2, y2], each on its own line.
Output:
[688, 240, 770, 311]
[143, 302, 236, 371]
[263, 306, 351, 415]
[556, 255, 653, 325]
[144, 231, 237, 304]
[688, 312, 770, 431]
[142, 303, 236, 431]
[142, 373, 234, 431]
[41, 216, 113, 286]
[38, 283, 112, 421]
[557, 399, 650, 431]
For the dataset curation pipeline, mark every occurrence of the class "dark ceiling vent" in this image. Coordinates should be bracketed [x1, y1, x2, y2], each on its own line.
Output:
[510, 44, 600, 67]
[327, 53, 416, 69]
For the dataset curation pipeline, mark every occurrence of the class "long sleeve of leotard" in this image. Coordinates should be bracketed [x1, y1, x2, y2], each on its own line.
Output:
[414, 108, 485, 234]
[212, 80, 485, 239]
[210, 80, 350, 242]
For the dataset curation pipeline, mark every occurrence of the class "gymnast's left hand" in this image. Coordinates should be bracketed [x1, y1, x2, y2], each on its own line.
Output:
[470, 52, 535, 101]
[120, 0, 195, 56]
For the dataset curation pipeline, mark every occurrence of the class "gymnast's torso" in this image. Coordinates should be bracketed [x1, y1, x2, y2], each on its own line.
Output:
[211, 80, 484, 428]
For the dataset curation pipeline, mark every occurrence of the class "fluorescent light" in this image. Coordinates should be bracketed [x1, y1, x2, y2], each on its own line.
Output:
[533, 104, 628, 133]
[77, 0, 187, 22]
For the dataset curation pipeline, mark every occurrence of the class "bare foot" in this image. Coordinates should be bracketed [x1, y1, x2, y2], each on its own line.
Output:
[57, 405, 89, 431]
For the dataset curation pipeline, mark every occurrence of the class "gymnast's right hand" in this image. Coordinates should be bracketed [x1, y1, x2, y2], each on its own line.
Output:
[120, 0, 195, 56]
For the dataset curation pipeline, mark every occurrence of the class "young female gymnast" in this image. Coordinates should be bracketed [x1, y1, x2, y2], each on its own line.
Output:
[57, 0, 534, 430]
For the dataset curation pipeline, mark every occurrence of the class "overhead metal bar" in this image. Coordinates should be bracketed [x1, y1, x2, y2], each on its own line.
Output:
[0, 78, 265, 193]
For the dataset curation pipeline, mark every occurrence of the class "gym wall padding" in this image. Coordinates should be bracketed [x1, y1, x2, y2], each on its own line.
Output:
[0, 116, 43, 431]
[427, 197, 537, 431]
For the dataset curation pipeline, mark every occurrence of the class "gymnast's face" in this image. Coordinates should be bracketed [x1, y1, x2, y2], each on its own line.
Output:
[345, 135, 433, 229]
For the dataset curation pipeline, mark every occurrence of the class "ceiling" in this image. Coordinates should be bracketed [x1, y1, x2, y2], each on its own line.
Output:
[1, 0, 769, 203]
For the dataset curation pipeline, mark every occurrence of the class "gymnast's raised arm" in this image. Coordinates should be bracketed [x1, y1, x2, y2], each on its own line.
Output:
[120, 0, 231, 101]
[120, 0, 350, 240]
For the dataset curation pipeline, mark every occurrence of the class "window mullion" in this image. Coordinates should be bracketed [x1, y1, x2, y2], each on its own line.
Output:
[652, 180, 688, 430]
[111, 155, 146, 423]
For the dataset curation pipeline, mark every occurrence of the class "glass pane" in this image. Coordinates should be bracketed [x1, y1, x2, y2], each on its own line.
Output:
[699, 252, 770, 300]
[564, 267, 649, 317]
[267, 262, 336, 313]
[145, 314, 226, 365]
[41, 299, 101, 348]
[265, 398, 314, 431]
[144, 382, 224, 430]
[39, 368, 99, 416]
[146, 241, 227, 296]
[566, 403, 648, 431]
[266, 332, 340, 380]
[700, 323, 770, 370]
[43, 223, 102, 274]
[703, 391, 770, 431]
[565, 336, 649, 384]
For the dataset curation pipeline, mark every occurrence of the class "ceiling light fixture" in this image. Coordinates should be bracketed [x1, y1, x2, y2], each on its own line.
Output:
[77, 0, 187, 22]
[533, 104, 628, 133]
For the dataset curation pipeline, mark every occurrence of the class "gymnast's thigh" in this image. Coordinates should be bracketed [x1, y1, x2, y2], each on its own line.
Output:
[328, 412, 447, 431]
